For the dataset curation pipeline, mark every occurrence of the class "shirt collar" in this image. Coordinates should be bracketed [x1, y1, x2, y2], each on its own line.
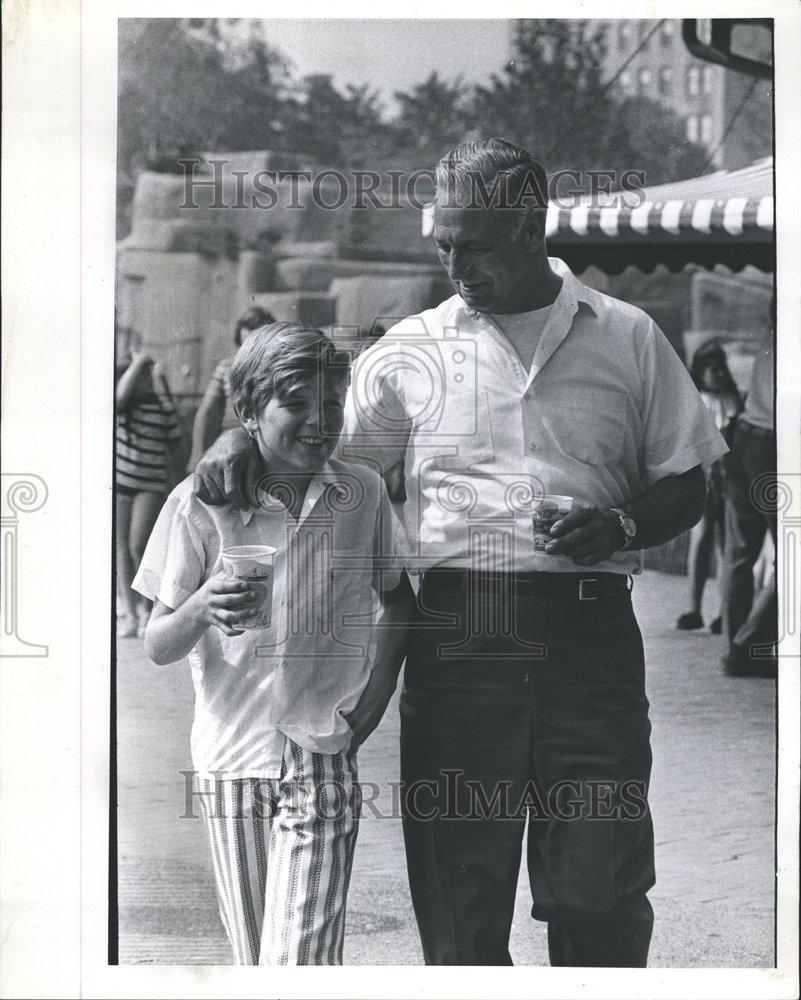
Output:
[456, 257, 597, 322]
[238, 461, 346, 526]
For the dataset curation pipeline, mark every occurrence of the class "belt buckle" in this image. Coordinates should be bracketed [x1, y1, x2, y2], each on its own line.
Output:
[579, 577, 598, 601]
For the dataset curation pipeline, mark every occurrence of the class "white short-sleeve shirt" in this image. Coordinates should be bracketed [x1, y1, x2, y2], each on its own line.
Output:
[132, 460, 403, 779]
[338, 257, 728, 575]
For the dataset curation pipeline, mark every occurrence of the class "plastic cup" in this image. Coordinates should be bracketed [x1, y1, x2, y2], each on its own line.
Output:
[531, 494, 574, 551]
[221, 545, 276, 629]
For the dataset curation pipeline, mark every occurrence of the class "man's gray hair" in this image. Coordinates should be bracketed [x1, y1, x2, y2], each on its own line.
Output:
[435, 138, 549, 213]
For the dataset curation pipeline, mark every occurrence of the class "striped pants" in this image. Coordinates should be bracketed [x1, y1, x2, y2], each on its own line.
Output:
[196, 739, 360, 965]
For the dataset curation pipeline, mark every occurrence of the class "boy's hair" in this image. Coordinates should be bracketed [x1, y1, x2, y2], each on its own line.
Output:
[230, 323, 351, 422]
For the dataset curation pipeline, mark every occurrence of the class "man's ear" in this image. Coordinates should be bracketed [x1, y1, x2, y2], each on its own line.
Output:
[522, 208, 546, 253]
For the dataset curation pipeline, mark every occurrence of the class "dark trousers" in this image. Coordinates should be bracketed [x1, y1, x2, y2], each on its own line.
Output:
[400, 572, 655, 966]
[723, 419, 777, 651]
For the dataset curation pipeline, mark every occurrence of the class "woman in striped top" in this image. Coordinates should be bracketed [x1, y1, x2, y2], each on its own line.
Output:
[116, 352, 182, 637]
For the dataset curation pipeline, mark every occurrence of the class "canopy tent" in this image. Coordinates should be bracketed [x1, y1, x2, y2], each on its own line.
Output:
[422, 157, 774, 274]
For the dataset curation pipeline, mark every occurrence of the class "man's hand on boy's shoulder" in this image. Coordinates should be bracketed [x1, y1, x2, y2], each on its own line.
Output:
[193, 426, 261, 509]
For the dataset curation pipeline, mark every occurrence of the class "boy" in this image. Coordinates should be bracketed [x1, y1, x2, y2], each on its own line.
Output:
[133, 323, 411, 965]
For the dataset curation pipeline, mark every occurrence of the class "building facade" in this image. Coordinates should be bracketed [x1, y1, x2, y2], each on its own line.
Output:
[596, 19, 772, 171]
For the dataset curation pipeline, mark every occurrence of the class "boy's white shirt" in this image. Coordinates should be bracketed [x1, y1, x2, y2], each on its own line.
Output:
[132, 459, 404, 779]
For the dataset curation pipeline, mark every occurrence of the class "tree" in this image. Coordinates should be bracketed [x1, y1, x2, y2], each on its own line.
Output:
[390, 72, 474, 166]
[471, 19, 710, 189]
[608, 95, 710, 186]
[116, 17, 718, 237]
[117, 19, 295, 233]
[286, 74, 388, 167]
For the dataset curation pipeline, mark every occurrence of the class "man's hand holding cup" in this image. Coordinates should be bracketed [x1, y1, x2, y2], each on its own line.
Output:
[543, 502, 626, 565]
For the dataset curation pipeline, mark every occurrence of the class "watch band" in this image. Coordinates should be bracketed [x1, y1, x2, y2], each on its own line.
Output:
[610, 507, 636, 549]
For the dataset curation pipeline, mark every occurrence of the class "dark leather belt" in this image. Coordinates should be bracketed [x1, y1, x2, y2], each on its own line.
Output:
[420, 568, 632, 601]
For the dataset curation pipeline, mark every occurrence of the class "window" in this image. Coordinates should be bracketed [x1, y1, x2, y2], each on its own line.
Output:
[687, 65, 700, 97]
[660, 20, 675, 47]
[619, 71, 632, 89]
[638, 68, 653, 92]
[687, 115, 699, 143]
[618, 21, 633, 50]
[658, 66, 673, 96]
[700, 114, 713, 144]
[639, 20, 652, 49]
[702, 65, 715, 95]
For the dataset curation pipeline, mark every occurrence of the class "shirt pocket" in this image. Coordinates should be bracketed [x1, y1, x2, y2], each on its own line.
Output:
[418, 386, 496, 467]
[540, 387, 628, 465]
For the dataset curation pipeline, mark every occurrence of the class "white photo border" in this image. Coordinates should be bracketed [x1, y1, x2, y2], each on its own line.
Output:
[1, 0, 798, 997]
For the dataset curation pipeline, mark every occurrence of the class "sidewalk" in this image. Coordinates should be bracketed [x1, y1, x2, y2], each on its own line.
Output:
[116, 570, 776, 966]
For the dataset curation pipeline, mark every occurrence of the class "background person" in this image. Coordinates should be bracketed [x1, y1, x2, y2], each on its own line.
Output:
[116, 350, 182, 637]
[676, 339, 743, 633]
[188, 306, 275, 470]
[721, 310, 777, 677]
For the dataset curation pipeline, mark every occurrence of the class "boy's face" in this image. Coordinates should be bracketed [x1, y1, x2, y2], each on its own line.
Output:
[251, 375, 346, 474]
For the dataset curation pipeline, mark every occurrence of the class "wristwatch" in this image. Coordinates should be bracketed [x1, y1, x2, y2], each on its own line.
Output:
[609, 507, 637, 550]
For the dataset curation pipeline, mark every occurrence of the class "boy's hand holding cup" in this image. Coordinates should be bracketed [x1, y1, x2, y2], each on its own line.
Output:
[192, 547, 275, 637]
[195, 574, 257, 637]
[220, 545, 277, 630]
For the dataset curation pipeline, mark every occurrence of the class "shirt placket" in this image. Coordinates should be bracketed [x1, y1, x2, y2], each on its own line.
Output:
[474, 312, 528, 389]
[287, 473, 341, 639]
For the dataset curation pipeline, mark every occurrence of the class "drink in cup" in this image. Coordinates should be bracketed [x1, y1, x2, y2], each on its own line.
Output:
[531, 494, 574, 551]
[221, 545, 276, 629]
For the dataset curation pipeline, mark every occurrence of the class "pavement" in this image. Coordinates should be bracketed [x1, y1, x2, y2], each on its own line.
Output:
[116, 569, 776, 966]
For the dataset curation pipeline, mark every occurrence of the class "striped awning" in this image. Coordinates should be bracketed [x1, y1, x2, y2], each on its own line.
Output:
[422, 157, 774, 274]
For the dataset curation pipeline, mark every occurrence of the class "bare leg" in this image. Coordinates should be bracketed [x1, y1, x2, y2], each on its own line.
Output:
[678, 512, 715, 629]
[688, 512, 715, 615]
[115, 493, 137, 629]
[713, 514, 726, 627]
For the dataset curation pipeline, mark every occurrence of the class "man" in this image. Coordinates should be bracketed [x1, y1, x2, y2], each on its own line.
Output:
[721, 312, 777, 677]
[194, 138, 728, 966]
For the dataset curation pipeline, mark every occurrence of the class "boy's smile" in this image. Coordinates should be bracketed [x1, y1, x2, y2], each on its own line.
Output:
[249, 376, 346, 475]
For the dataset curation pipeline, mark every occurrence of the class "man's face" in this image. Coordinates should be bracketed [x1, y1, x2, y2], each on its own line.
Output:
[433, 201, 537, 314]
